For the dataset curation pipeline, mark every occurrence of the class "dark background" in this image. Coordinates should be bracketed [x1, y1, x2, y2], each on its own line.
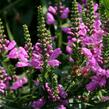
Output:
[0, 0, 100, 45]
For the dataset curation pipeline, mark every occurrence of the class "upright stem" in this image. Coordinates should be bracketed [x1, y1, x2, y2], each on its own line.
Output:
[56, 1, 62, 48]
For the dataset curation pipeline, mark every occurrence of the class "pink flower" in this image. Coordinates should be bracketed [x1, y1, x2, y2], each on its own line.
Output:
[79, 23, 87, 36]
[49, 48, 62, 60]
[48, 48, 62, 67]
[32, 97, 46, 109]
[78, 3, 82, 13]
[86, 81, 98, 91]
[8, 48, 18, 59]
[6, 40, 16, 51]
[11, 77, 28, 90]
[48, 59, 61, 67]
[46, 12, 55, 25]
[48, 6, 57, 15]
[57, 105, 66, 109]
[31, 59, 42, 69]
[86, 76, 106, 91]
[94, 3, 98, 12]
[58, 84, 67, 99]
[16, 61, 30, 67]
[82, 48, 92, 59]
[68, 56, 74, 62]
[66, 46, 72, 54]
[60, 7, 70, 19]
[18, 47, 28, 59]
[62, 27, 71, 34]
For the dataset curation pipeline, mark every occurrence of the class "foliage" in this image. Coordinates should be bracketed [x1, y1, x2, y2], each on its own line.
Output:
[0, 0, 109, 109]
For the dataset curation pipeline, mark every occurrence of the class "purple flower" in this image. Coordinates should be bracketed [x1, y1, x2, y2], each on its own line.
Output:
[30, 45, 43, 69]
[58, 84, 67, 99]
[49, 48, 62, 60]
[86, 76, 106, 91]
[8, 47, 28, 60]
[46, 12, 55, 25]
[8, 48, 18, 59]
[78, 3, 82, 13]
[98, 76, 106, 87]
[82, 0, 87, 4]
[66, 46, 72, 54]
[32, 97, 46, 109]
[48, 6, 57, 15]
[106, 70, 109, 78]
[86, 81, 98, 91]
[34, 43, 42, 54]
[16, 61, 30, 67]
[6, 40, 16, 51]
[31, 59, 42, 69]
[48, 48, 62, 67]
[79, 23, 87, 36]
[11, 77, 28, 90]
[18, 47, 29, 60]
[8, 46, 30, 67]
[57, 105, 66, 109]
[48, 59, 61, 67]
[94, 3, 98, 12]
[82, 48, 92, 59]
[61, 27, 71, 34]
[68, 56, 74, 62]
[60, 7, 70, 19]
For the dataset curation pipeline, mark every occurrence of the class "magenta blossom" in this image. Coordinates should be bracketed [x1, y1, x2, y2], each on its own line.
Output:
[60, 7, 70, 19]
[6, 40, 16, 51]
[78, 3, 82, 13]
[66, 46, 72, 54]
[8, 47, 29, 60]
[57, 105, 66, 109]
[32, 97, 46, 109]
[86, 76, 106, 91]
[46, 12, 55, 25]
[11, 77, 28, 90]
[48, 6, 57, 15]
[48, 48, 62, 67]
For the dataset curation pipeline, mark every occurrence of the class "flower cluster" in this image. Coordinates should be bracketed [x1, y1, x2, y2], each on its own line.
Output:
[46, 5, 70, 25]
[0, 0, 109, 109]
[7, 41, 62, 69]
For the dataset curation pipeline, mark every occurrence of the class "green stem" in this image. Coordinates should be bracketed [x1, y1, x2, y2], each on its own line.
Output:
[56, 2, 63, 48]
[5, 20, 14, 40]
